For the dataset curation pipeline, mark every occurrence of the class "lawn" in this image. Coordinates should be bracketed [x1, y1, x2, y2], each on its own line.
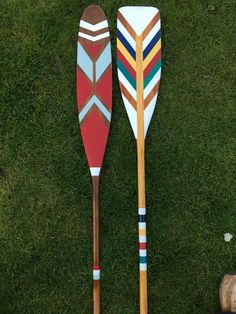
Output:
[0, 0, 235, 313]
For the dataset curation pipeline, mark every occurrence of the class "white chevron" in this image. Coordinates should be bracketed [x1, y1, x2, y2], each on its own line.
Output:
[117, 69, 137, 100]
[77, 42, 93, 81]
[143, 19, 161, 50]
[144, 95, 158, 137]
[122, 94, 137, 138]
[78, 32, 110, 42]
[144, 68, 161, 99]
[96, 43, 111, 81]
[80, 19, 108, 32]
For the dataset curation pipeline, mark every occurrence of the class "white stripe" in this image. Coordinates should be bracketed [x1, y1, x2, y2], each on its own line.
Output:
[139, 263, 147, 271]
[144, 68, 161, 99]
[138, 208, 146, 215]
[139, 235, 147, 243]
[143, 20, 161, 50]
[117, 69, 137, 100]
[90, 167, 101, 176]
[80, 20, 108, 32]
[139, 249, 147, 257]
[121, 94, 137, 138]
[144, 94, 158, 138]
[93, 270, 100, 280]
[117, 20, 136, 50]
[139, 222, 146, 229]
[78, 32, 110, 42]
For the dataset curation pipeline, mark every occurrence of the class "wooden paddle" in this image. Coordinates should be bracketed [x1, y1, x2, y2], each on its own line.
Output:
[77, 5, 112, 313]
[117, 6, 161, 313]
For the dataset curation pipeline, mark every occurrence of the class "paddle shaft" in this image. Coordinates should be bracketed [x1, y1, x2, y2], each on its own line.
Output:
[136, 35, 148, 314]
[92, 176, 100, 314]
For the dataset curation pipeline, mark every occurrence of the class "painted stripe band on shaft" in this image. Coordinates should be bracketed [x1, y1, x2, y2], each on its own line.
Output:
[139, 249, 147, 256]
[138, 207, 146, 215]
[93, 265, 100, 280]
[93, 270, 100, 280]
[139, 235, 147, 243]
[139, 222, 146, 229]
[140, 263, 147, 271]
[90, 167, 101, 176]
[139, 215, 146, 222]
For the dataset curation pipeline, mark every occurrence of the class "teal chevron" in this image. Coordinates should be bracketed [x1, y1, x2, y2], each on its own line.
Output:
[144, 59, 161, 89]
[79, 95, 111, 122]
[96, 43, 112, 81]
[77, 42, 93, 81]
[117, 59, 136, 90]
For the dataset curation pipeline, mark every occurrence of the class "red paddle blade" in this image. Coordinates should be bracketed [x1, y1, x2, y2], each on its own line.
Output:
[77, 5, 112, 176]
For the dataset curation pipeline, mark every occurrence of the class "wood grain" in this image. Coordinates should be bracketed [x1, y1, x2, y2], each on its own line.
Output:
[136, 34, 148, 314]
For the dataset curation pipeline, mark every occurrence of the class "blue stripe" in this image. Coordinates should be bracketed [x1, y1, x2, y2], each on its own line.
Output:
[143, 29, 161, 60]
[117, 28, 136, 60]
[139, 256, 147, 263]
[139, 215, 146, 222]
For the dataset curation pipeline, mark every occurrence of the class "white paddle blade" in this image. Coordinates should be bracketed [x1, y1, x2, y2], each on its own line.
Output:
[117, 6, 161, 138]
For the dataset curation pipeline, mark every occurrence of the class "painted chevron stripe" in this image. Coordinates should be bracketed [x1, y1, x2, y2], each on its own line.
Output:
[79, 95, 111, 123]
[143, 29, 161, 59]
[77, 42, 93, 81]
[119, 81, 136, 109]
[80, 20, 108, 32]
[122, 94, 137, 138]
[78, 32, 109, 42]
[96, 43, 111, 81]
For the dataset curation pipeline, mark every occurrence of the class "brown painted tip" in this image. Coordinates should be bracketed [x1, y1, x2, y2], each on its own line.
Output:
[81, 5, 106, 24]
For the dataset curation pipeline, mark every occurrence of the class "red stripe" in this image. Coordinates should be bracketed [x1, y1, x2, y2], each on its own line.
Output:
[117, 49, 136, 79]
[143, 48, 161, 79]
[93, 266, 100, 270]
[139, 243, 147, 249]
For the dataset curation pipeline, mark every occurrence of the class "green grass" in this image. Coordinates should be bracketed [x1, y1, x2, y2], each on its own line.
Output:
[0, 0, 235, 313]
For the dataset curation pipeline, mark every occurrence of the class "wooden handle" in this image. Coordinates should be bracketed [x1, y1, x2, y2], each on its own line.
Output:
[92, 176, 100, 314]
[136, 34, 148, 314]
[93, 281, 100, 314]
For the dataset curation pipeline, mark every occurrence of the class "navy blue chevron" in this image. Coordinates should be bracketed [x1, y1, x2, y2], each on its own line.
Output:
[143, 29, 161, 59]
[117, 28, 136, 60]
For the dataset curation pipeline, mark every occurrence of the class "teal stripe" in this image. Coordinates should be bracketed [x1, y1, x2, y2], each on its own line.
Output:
[144, 59, 161, 89]
[117, 59, 136, 90]
[139, 256, 147, 264]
